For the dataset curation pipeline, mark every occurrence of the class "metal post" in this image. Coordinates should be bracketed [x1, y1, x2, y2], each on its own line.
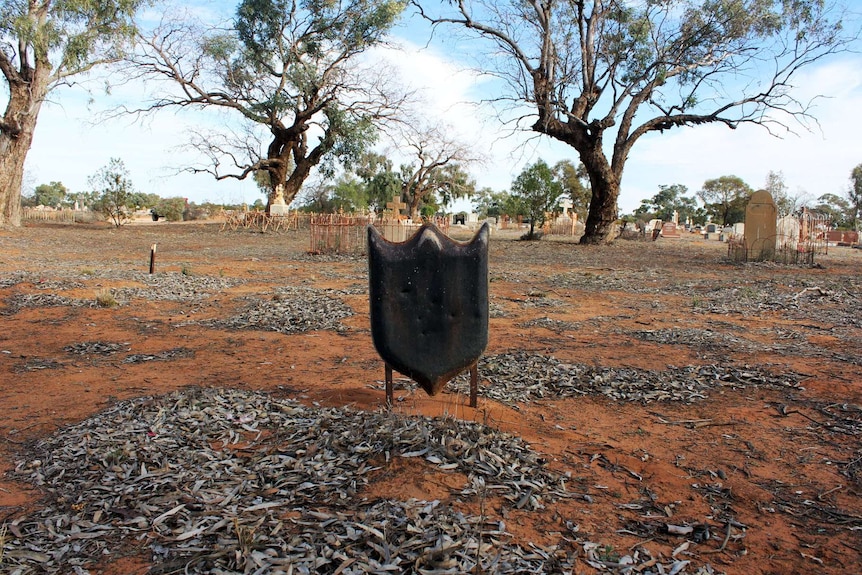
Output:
[385, 364, 393, 408]
[149, 244, 157, 274]
[469, 362, 478, 408]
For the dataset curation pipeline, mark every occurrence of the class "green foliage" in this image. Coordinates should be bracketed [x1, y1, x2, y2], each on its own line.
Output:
[402, 161, 475, 214]
[432, 163, 475, 209]
[128, 0, 406, 207]
[154, 197, 187, 222]
[697, 175, 753, 225]
[428, 0, 851, 243]
[25, 181, 69, 208]
[183, 202, 210, 221]
[473, 187, 506, 218]
[253, 170, 272, 194]
[511, 160, 564, 239]
[352, 148, 475, 216]
[419, 200, 440, 218]
[0, 0, 147, 226]
[355, 153, 401, 211]
[229, 0, 405, 167]
[330, 176, 369, 212]
[319, 110, 378, 178]
[635, 184, 705, 225]
[813, 193, 852, 229]
[552, 160, 591, 221]
[472, 188, 525, 220]
[1, 0, 143, 72]
[849, 163, 862, 230]
[299, 175, 369, 213]
[128, 192, 162, 209]
[89, 158, 135, 227]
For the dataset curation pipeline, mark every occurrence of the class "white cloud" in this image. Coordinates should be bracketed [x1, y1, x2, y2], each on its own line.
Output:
[24, 100, 260, 205]
[623, 56, 862, 211]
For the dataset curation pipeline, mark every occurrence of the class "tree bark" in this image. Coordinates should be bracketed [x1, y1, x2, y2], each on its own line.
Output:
[537, 116, 620, 244]
[0, 80, 46, 227]
[579, 148, 620, 245]
[581, 176, 620, 244]
[408, 192, 420, 221]
[264, 126, 332, 212]
[0, 134, 29, 227]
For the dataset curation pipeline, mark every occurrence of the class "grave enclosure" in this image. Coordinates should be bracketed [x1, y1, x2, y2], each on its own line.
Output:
[728, 191, 831, 263]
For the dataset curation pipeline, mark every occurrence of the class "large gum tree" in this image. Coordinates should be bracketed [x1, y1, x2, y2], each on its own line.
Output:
[417, 0, 855, 244]
[0, 0, 145, 227]
[122, 0, 407, 210]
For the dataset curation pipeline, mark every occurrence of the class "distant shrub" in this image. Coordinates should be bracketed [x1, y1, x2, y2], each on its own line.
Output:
[154, 197, 186, 222]
[183, 203, 210, 221]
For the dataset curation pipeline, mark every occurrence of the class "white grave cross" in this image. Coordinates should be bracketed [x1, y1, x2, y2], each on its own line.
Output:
[559, 198, 573, 218]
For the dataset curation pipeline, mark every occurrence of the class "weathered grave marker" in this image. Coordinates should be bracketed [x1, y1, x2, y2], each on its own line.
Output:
[776, 214, 800, 251]
[367, 223, 490, 408]
[661, 222, 681, 238]
[385, 194, 407, 221]
[744, 190, 777, 260]
[270, 184, 289, 216]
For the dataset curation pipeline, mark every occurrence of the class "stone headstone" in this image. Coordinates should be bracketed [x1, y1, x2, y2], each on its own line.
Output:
[272, 184, 287, 206]
[385, 195, 407, 220]
[559, 198, 573, 218]
[661, 222, 680, 238]
[647, 219, 662, 240]
[776, 215, 800, 251]
[270, 204, 289, 216]
[744, 190, 777, 259]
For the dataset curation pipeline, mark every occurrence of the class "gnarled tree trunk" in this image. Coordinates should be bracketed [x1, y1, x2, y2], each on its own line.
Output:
[0, 134, 30, 227]
[264, 126, 333, 212]
[0, 82, 46, 227]
[579, 147, 620, 245]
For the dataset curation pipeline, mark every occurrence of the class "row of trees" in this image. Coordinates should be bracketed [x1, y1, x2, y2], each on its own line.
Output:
[26, 156, 862, 233]
[632, 168, 862, 229]
[22, 159, 225, 227]
[297, 122, 478, 219]
[2, 0, 858, 244]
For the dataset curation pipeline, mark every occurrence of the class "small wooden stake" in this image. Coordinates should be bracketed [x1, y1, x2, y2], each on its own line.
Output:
[149, 243, 157, 274]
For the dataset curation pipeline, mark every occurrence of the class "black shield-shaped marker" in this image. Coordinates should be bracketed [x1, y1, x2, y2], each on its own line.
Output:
[368, 223, 489, 395]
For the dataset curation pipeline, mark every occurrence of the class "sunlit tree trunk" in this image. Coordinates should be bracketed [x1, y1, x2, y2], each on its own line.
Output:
[580, 147, 620, 245]
[0, 135, 29, 227]
[0, 76, 47, 227]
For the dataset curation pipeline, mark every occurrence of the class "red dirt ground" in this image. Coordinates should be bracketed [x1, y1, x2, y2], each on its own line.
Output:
[1, 220, 861, 574]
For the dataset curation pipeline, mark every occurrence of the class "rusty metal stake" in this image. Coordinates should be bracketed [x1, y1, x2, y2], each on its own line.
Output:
[385, 362, 478, 408]
[149, 243, 157, 274]
[385, 364, 393, 409]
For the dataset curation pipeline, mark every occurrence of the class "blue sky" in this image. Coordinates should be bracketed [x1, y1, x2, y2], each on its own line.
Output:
[18, 1, 862, 214]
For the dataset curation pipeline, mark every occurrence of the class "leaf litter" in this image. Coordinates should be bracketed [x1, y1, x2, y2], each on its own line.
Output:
[3, 387, 723, 574]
